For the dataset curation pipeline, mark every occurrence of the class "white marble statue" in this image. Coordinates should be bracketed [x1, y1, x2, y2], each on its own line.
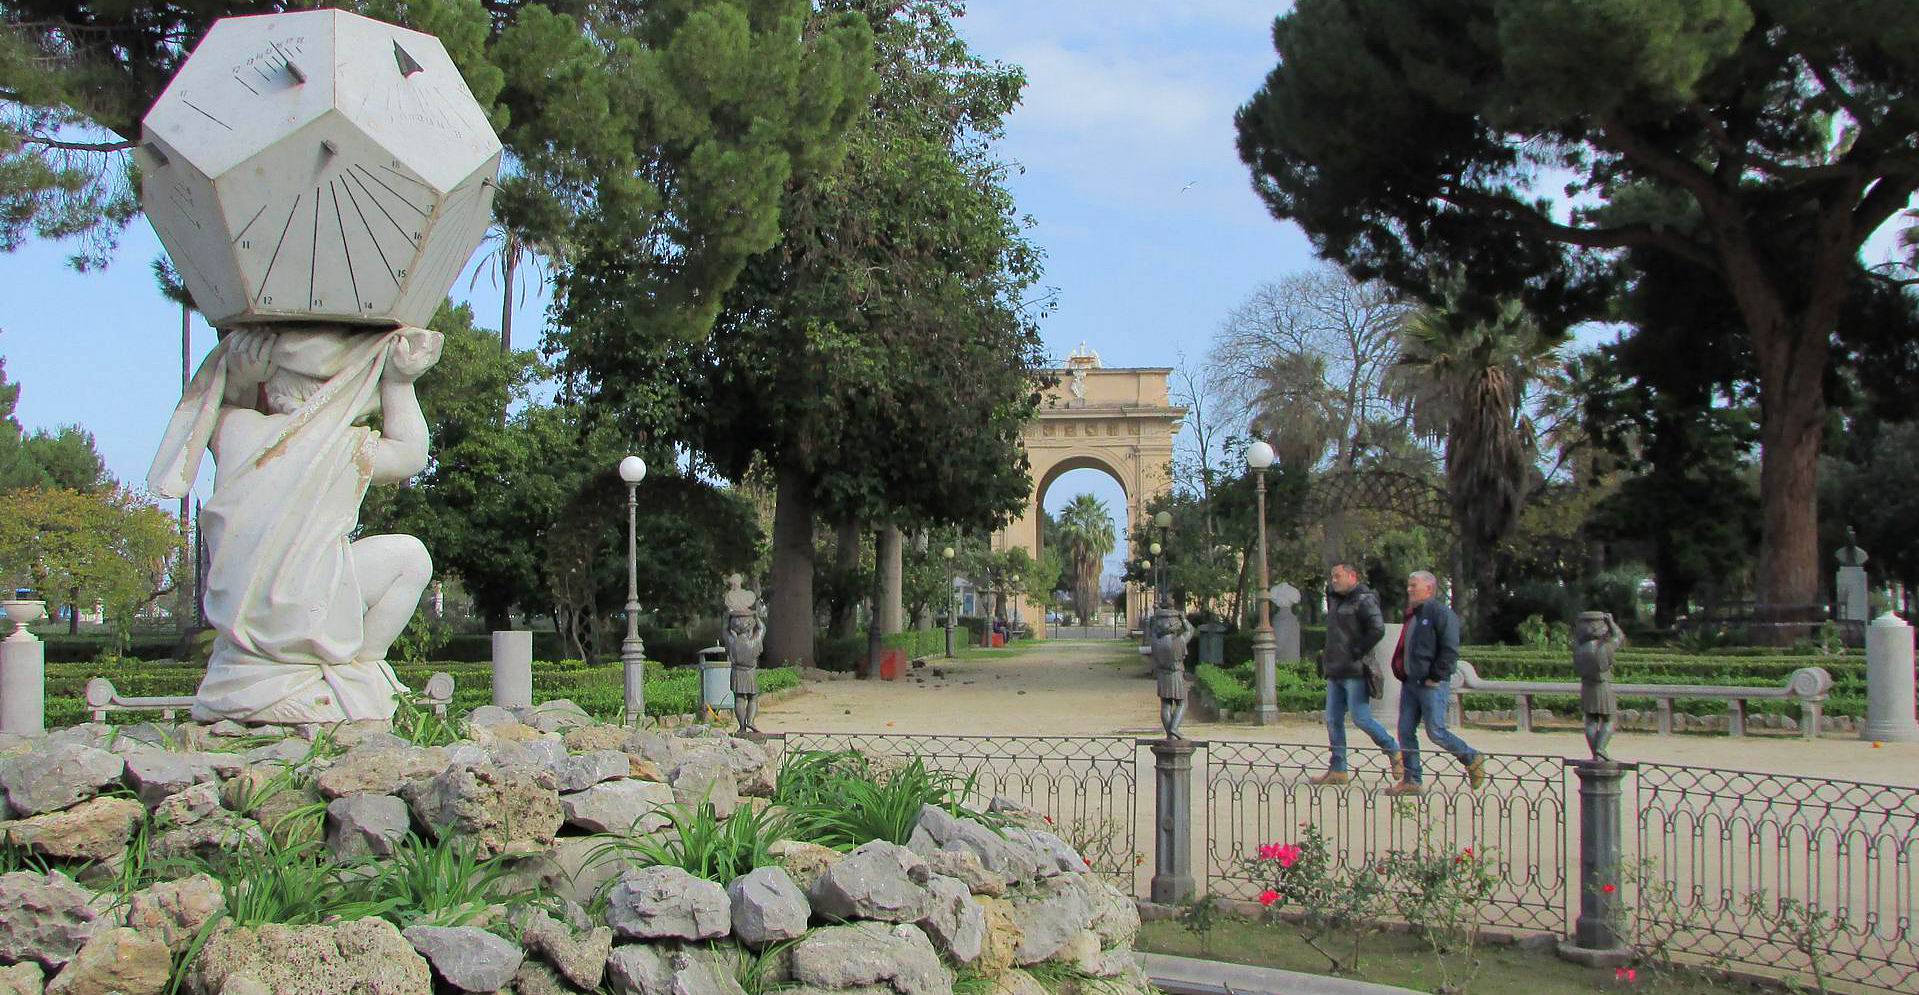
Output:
[149, 325, 441, 723]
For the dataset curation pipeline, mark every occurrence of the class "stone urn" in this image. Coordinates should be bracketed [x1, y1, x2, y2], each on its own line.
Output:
[1, 599, 45, 642]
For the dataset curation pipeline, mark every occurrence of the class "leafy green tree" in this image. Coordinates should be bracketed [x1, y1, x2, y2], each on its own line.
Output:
[0, 358, 48, 490]
[1236, 0, 1919, 632]
[21, 426, 109, 492]
[1392, 293, 1561, 635]
[0, 486, 182, 638]
[599, 1, 1045, 667]
[1054, 494, 1115, 623]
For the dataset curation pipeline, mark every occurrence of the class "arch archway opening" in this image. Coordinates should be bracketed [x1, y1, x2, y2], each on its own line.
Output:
[1040, 465, 1130, 633]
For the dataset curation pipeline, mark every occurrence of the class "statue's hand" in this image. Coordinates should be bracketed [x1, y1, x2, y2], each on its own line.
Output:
[226, 331, 275, 384]
[386, 327, 444, 383]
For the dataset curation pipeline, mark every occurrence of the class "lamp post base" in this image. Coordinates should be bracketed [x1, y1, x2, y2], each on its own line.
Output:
[1251, 627, 1278, 725]
[621, 635, 646, 726]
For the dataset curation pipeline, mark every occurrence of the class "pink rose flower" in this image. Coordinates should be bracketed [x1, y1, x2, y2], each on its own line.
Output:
[1258, 889, 1279, 907]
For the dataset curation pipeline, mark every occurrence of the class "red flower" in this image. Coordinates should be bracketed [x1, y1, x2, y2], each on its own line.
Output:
[1256, 843, 1281, 861]
[1275, 844, 1303, 869]
[1043, 815, 1054, 825]
[1462, 847, 1473, 857]
[1258, 889, 1279, 907]
[1603, 883, 1617, 894]
[1614, 967, 1637, 982]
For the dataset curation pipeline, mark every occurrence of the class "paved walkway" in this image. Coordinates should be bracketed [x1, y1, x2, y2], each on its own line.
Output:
[763, 639, 1919, 786]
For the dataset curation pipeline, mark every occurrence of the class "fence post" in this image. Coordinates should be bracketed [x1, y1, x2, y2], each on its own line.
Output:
[1149, 738, 1197, 905]
[1863, 612, 1919, 742]
[491, 630, 534, 709]
[1558, 759, 1634, 967]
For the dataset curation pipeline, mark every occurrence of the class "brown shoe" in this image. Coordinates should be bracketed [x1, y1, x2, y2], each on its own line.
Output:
[1388, 751, 1406, 783]
[1308, 770, 1351, 786]
[1466, 756, 1488, 790]
[1383, 780, 1424, 797]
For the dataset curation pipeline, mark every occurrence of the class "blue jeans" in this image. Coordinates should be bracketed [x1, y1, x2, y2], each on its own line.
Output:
[1326, 677, 1397, 771]
[1398, 679, 1478, 783]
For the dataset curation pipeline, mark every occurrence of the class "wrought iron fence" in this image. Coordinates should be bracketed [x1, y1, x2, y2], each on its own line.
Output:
[1634, 763, 1919, 993]
[773, 732, 1143, 887]
[1201, 740, 1571, 933]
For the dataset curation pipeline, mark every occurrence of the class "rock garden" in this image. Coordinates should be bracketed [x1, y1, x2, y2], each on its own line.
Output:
[0, 702, 1147, 995]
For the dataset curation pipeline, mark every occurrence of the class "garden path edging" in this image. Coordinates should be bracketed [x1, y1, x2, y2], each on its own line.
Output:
[1140, 952, 1423, 995]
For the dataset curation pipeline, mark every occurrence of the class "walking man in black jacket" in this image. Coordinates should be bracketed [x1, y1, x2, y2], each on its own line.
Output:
[1385, 571, 1486, 795]
[1313, 563, 1402, 785]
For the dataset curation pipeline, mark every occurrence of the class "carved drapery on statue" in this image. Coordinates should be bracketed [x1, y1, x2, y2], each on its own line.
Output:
[151, 328, 429, 723]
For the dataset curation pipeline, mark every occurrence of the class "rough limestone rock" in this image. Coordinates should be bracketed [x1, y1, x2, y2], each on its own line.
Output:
[0, 963, 44, 995]
[520, 914, 611, 991]
[402, 926, 524, 993]
[223, 773, 322, 847]
[1058, 931, 1133, 979]
[986, 798, 1049, 831]
[916, 875, 986, 965]
[466, 706, 517, 730]
[402, 764, 562, 858]
[623, 730, 680, 767]
[314, 747, 450, 799]
[494, 837, 622, 910]
[327, 725, 407, 752]
[604, 866, 731, 941]
[1087, 880, 1139, 949]
[769, 840, 843, 893]
[809, 841, 934, 924]
[0, 744, 125, 817]
[122, 751, 240, 806]
[0, 871, 100, 969]
[153, 781, 222, 828]
[1002, 829, 1084, 876]
[324, 794, 411, 860]
[486, 738, 568, 771]
[559, 779, 674, 834]
[669, 752, 738, 818]
[45, 926, 170, 995]
[560, 725, 629, 754]
[241, 738, 312, 765]
[605, 944, 746, 995]
[120, 874, 226, 954]
[509, 960, 570, 995]
[520, 700, 593, 734]
[728, 866, 810, 945]
[676, 739, 774, 798]
[909, 807, 1038, 885]
[189, 919, 431, 995]
[974, 898, 1021, 977]
[549, 750, 631, 793]
[925, 849, 1005, 898]
[1007, 876, 1095, 965]
[0, 796, 144, 861]
[150, 812, 267, 866]
[789, 924, 949, 995]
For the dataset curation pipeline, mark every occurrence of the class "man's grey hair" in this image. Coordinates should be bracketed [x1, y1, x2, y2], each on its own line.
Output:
[1408, 571, 1439, 590]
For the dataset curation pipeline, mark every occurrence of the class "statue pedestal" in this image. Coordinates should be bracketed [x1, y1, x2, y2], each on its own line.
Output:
[1149, 738, 1197, 905]
[1558, 759, 1634, 967]
[491, 631, 533, 709]
[1863, 613, 1919, 742]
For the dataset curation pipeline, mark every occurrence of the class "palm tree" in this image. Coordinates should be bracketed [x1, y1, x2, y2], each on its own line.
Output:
[1392, 292, 1561, 635]
[1054, 494, 1116, 624]
[469, 222, 563, 354]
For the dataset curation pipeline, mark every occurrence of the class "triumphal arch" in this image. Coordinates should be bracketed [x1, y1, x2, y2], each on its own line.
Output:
[992, 344, 1185, 638]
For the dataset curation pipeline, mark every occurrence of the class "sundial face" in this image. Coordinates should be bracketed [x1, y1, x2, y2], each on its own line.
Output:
[138, 10, 501, 328]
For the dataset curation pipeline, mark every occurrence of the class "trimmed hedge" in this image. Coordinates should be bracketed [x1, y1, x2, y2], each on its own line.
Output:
[42, 658, 798, 729]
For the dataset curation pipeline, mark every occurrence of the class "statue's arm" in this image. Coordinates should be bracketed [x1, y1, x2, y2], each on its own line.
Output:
[369, 380, 430, 484]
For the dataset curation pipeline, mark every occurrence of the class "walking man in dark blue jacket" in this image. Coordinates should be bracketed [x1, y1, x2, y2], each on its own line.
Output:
[1385, 571, 1486, 795]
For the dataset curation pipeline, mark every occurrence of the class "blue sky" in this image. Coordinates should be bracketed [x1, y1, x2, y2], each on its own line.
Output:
[8, 2, 1905, 587]
[1, 2, 1309, 583]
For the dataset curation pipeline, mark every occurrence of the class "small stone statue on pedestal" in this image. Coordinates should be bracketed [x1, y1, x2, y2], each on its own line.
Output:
[1572, 611, 1624, 761]
[1151, 606, 1193, 738]
[720, 575, 765, 734]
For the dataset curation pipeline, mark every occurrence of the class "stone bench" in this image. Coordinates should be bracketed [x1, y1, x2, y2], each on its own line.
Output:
[1450, 659, 1832, 739]
[83, 671, 456, 724]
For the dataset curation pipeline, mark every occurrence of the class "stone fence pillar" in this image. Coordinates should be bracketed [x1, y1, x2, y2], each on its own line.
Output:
[1863, 612, 1919, 742]
[1559, 760, 1633, 967]
[491, 630, 533, 709]
[1149, 738, 1197, 905]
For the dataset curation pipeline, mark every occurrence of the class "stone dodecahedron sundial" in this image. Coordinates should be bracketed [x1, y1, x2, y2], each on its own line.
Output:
[138, 8, 501, 328]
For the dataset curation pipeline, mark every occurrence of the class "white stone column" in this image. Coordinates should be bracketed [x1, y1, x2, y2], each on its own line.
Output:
[1862, 612, 1919, 742]
[1369, 622, 1405, 734]
[491, 630, 533, 709]
[0, 601, 46, 735]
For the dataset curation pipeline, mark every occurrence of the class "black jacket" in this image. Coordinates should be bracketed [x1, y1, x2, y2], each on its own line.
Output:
[1399, 597, 1462, 684]
[1321, 583, 1385, 680]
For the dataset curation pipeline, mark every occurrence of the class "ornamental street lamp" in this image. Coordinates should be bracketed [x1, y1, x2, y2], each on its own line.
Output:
[1138, 559, 1153, 628]
[619, 454, 647, 725]
[1152, 511, 1173, 608]
[1247, 440, 1279, 724]
[942, 546, 957, 658]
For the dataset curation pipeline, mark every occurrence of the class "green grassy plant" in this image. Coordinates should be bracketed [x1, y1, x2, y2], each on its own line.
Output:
[594, 802, 791, 885]
[375, 832, 521, 928]
[773, 750, 998, 850]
